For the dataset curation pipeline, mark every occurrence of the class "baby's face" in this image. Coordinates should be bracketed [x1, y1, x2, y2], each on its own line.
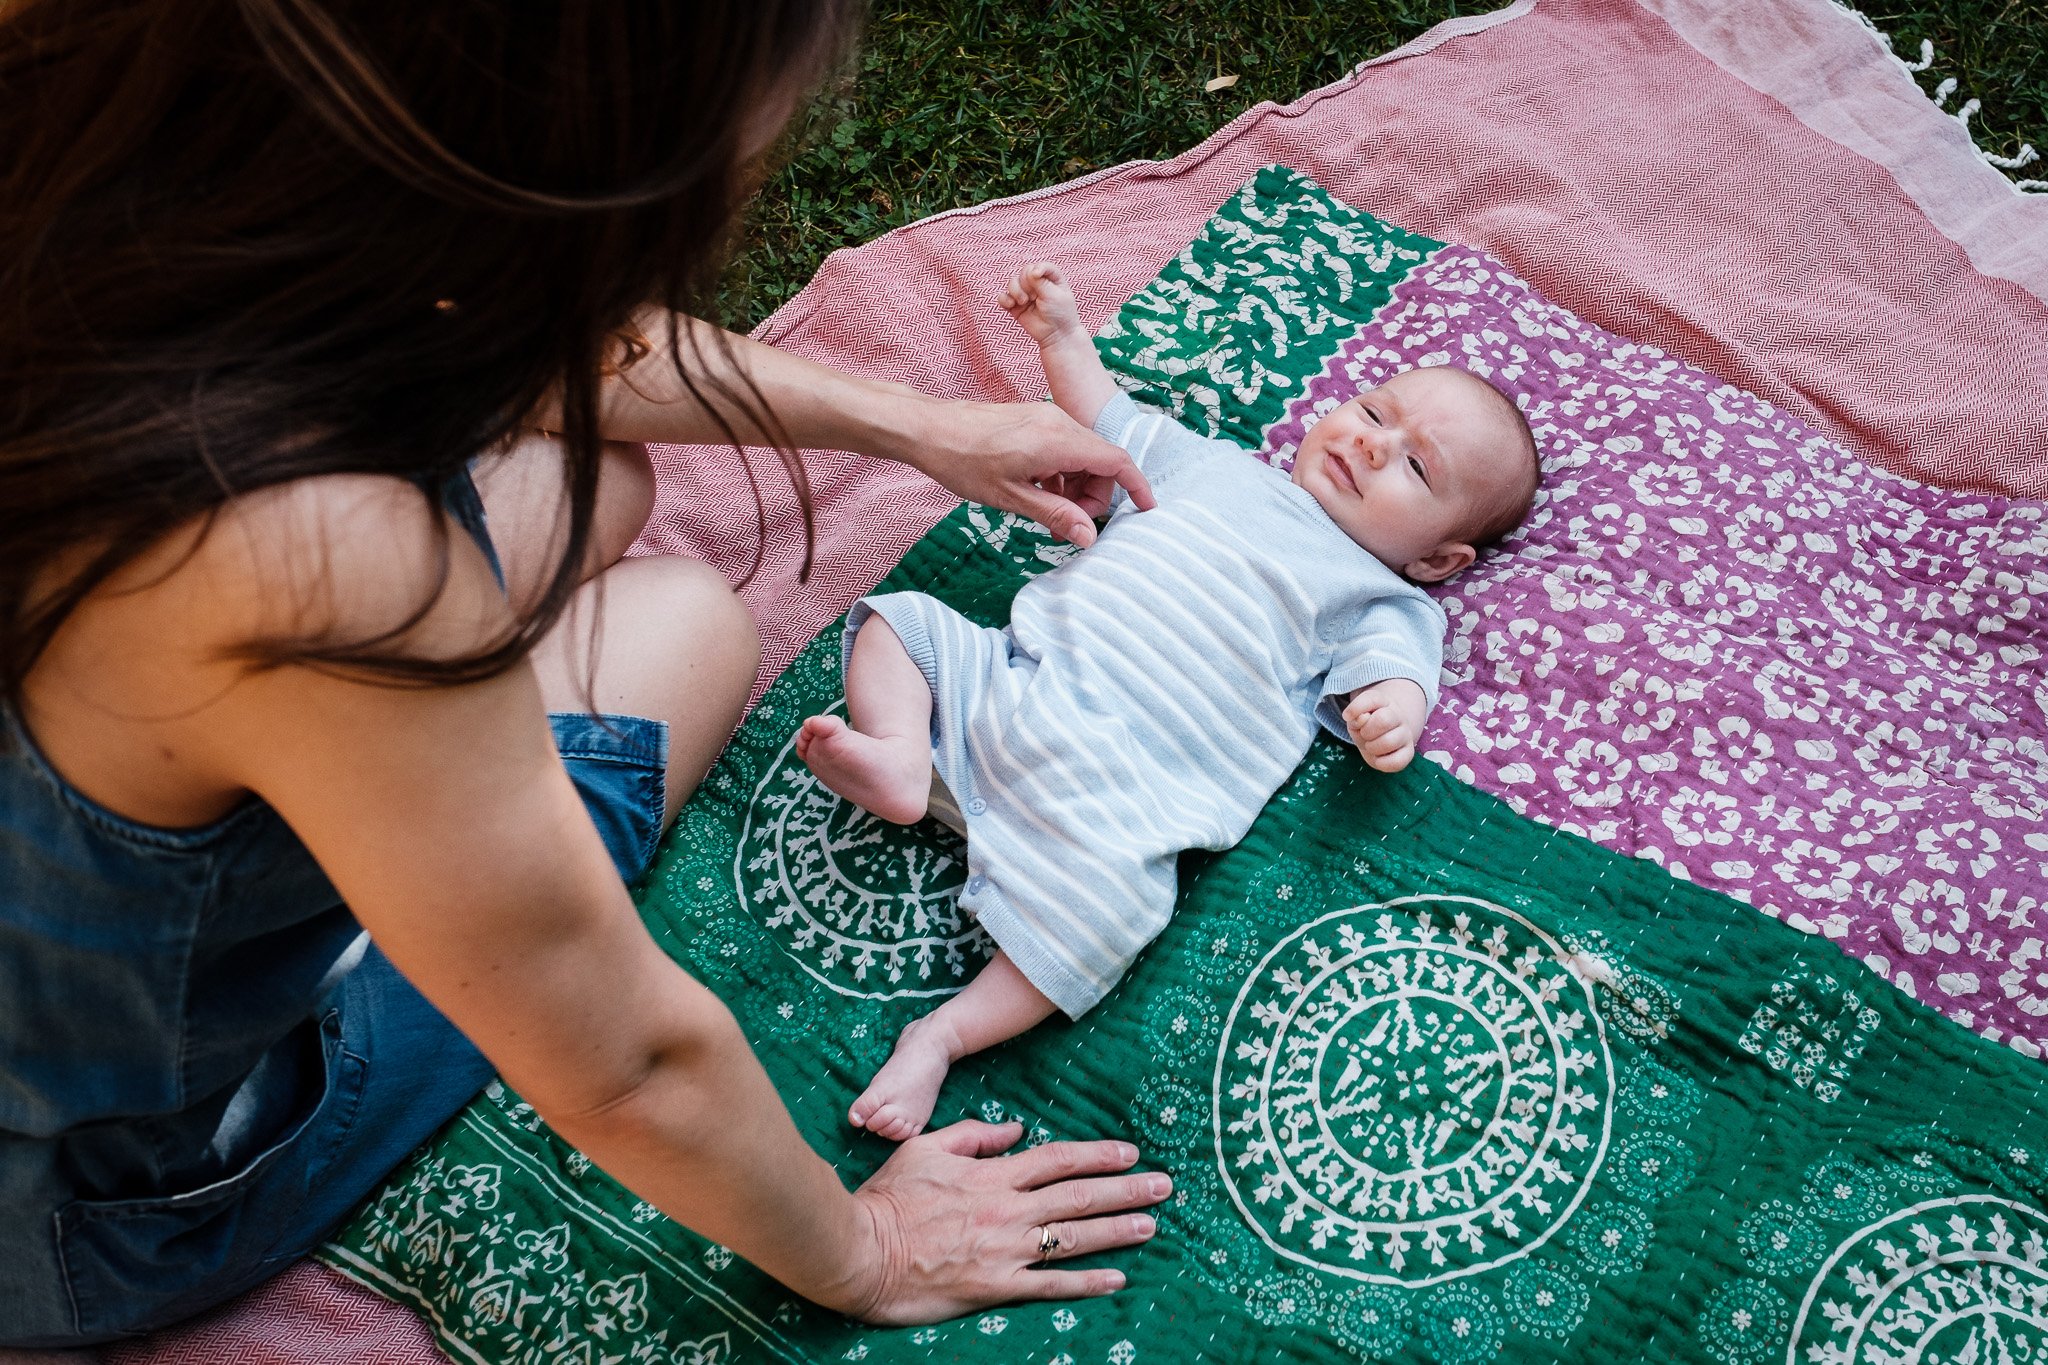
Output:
[1290, 367, 1524, 582]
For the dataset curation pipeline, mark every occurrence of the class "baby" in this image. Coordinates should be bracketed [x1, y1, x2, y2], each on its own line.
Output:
[797, 264, 1539, 1140]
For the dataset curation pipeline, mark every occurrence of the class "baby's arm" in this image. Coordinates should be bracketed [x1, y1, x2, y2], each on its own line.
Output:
[1341, 679, 1429, 773]
[1322, 593, 1444, 773]
[1001, 264, 1122, 430]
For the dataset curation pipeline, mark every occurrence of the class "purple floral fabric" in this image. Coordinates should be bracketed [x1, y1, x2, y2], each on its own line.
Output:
[1264, 246, 2048, 1058]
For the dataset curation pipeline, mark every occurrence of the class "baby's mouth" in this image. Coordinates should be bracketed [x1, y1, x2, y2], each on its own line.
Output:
[1326, 451, 1360, 496]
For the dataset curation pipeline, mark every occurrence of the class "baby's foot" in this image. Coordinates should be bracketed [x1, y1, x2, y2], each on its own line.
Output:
[795, 715, 931, 824]
[849, 1015, 960, 1141]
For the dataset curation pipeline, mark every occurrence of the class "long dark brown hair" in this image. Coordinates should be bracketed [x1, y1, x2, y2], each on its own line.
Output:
[0, 0, 857, 718]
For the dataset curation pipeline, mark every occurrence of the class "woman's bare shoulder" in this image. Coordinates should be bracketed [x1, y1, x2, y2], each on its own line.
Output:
[22, 472, 510, 827]
[173, 472, 504, 653]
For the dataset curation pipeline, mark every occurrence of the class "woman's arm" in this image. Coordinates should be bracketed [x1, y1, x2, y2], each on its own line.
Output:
[167, 476, 1164, 1320]
[533, 310, 1155, 547]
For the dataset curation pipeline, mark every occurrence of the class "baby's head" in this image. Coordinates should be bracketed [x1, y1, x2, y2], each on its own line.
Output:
[1290, 366, 1538, 582]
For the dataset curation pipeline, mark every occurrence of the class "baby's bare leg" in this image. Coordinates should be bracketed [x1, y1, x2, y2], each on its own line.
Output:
[796, 616, 933, 824]
[850, 952, 1057, 1141]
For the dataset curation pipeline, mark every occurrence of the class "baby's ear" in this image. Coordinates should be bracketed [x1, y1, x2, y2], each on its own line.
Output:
[1403, 542, 1475, 583]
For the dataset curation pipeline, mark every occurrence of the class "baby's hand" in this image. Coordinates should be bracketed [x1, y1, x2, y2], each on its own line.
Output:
[999, 264, 1085, 349]
[1344, 679, 1427, 773]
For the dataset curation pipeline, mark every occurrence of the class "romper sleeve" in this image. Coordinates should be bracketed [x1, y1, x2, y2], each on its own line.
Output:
[1314, 587, 1448, 742]
[1094, 392, 1237, 514]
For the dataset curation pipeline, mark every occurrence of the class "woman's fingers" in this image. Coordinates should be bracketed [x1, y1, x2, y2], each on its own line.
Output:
[1032, 1211, 1159, 1263]
[1009, 1266, 1128, 1300]
[928, 1118, 1026, 1158]
[845, 1128, 1164, 1323]
[1079, 449, 1156, 513]
[915, 399, 1154, 538]
[1016, 488, 1100, 548]
[1026, 1171, 1173, 1227]
[1029, 436, 1155, 520]
[1005, 1138, 1141, 1189]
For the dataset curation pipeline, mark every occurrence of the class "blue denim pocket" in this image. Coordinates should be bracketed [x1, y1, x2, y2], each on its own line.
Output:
[550, 711, 670, 881]
[52, 1010, 361, 1340]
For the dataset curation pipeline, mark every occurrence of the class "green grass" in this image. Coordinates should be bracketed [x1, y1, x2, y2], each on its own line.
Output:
[1860, 1, 2046, 165]
[722, 0, 2046, 331]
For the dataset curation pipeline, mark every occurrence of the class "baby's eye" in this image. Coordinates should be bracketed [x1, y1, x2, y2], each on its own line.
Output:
[1364, 406, 1382, 425]
[1408, 456, 1429, 485]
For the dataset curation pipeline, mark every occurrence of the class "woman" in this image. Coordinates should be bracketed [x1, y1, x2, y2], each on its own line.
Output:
[0, 0, 1166, 1345]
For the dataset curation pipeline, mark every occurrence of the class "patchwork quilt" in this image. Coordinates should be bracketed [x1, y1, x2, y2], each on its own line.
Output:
[321, 168, 2048, 1364]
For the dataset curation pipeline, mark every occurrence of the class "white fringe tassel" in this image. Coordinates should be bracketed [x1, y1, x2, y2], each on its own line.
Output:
[1835, 2, 2043, 194]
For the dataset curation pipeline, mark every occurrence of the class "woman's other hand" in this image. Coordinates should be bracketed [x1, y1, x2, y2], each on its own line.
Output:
[907, 399, 1155, 549]
[830, 1121, 1168, 1324]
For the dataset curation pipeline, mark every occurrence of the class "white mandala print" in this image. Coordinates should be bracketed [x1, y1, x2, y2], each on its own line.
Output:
[1213, 895, 1613, 1286]
[1788, 1195, 2048, 1364]
[733, 703, 990, 999]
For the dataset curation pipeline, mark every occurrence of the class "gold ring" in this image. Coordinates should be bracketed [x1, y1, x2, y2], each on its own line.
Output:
[1035, 1225, 1061, 1262]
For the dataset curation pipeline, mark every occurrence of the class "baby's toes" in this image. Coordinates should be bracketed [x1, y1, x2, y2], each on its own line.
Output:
[869, 1105, 913, 1142]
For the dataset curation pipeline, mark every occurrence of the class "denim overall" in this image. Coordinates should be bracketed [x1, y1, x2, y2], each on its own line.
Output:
[0, 471, 670, 1345]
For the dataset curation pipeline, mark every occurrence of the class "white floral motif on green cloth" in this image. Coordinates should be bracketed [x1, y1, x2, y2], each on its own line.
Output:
[1610, 1132, 1699, 1206]
[1213, 896, 1613, 1285]
[1736, 963, 1880, 1102]
[1788, 1196, 2048, 1365]
[1735, 1199, 1827, 1278]
[1095, 164, 1432, 448]
[734, 700, 990, 999]
[1697, 1279, 1791, 1365]
[1563, 1200, 1655, 1277]
[1501, 1262, 1590, 1341]
[1331, 1283, 1411, 1358]
[1418, 1282, 1504, 1364]
[958, 505, 1083, 574]
[1141, 986, 1220, 1070]
[1801, 1156, 1891, 1225]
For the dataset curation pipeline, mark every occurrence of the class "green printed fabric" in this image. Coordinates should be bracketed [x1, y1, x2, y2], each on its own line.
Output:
[323, 170, 2048, 1364]
[1092, 164, 1435, 445]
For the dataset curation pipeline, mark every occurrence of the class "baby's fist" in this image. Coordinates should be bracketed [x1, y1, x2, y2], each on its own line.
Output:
[999, 263, 1083, 347]
[1343, 679, 1427, 773]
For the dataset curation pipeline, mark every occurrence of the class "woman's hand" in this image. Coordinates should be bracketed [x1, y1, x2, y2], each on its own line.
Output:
[549, 313, 1156, 549]
[829, 1120, 1169, 1325]
[903, 398, 1155, 550]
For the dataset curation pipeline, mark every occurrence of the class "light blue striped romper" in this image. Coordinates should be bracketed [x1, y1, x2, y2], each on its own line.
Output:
[845, 393, 1445, 1017]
